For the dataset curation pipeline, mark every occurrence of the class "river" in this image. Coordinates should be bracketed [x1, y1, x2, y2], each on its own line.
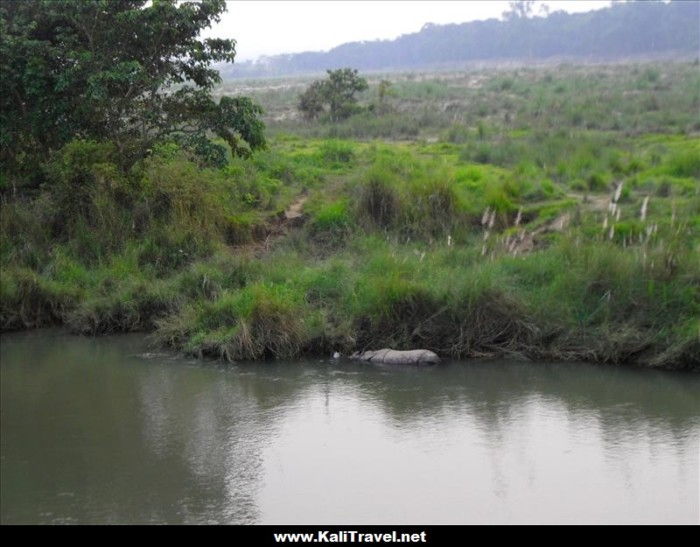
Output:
[1, 330, 698, 524]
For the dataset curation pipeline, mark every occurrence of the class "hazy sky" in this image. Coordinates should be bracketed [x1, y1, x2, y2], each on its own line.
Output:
[205, 1, 614, 62]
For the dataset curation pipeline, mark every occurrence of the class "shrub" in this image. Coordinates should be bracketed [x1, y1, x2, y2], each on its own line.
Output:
[405, 177, 460, 237]
[45, 140, 131, 251]
[223, 213, 263, 245]
[0, 267, 76, 330]
[485, 184, 518, 214]
[318, 140, 355, 166]
[665, 149, 700, 178]
[357, 166, 401, 228]
[310, 200, 353, 245]
[350, 272, 441, 348]
[157, 283, 309, 361]
[137, 228, 215, 276]
[587, 172, 609, 192]
[67, 279, 175, 334]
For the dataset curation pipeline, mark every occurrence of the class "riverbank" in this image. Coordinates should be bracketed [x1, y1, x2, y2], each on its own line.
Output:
[2, 64, 698, 370]
[2, 138, 697, 369]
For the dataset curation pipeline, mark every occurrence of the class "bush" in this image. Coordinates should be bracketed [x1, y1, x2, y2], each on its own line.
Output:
[485, 184, 518, 214]
[587, 172, 609, 192]
[357, 166, 401, 228]
[310, 200, 353, 245]
[0, 267, 76, 330]
[223, 213, 265, 245]
[157, 283, 309, 361]
[45, 140, 131, 251]
[67, 278, 175, 334]
[317, 140, 356, 166]
[665, 149, 700, 178]
[175, 256, 253, 301]
[137, 228, 215, 276]
[405, 177, 460, 237]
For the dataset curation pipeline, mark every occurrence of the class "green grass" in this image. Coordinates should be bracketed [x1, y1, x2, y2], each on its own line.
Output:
[240, 61, 700, 140]
[2, 61, 699, 369]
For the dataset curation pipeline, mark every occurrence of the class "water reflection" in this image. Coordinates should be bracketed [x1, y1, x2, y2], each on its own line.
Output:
[1, 330, 698, 524]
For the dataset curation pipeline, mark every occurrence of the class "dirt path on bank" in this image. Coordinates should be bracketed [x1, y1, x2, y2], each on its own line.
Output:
[283, 193, 308, 220]
[234, 185, 611, 258]
[230, 192, 309, 256]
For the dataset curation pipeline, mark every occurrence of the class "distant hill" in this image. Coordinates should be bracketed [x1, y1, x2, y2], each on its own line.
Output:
[220, 1, 700, 79]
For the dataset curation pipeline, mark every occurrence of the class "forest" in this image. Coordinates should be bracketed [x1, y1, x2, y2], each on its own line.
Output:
[223, 1, 700, 78]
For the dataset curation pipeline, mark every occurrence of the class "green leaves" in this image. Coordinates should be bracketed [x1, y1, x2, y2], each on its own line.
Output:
[213, 97, 266, 158]
[298, 68, 369, 122]
[1, 0, 263, 186]
[298, 80, 327, 121]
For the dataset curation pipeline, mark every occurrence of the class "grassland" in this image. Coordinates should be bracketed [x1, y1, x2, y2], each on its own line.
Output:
[2, 61, 699, 369]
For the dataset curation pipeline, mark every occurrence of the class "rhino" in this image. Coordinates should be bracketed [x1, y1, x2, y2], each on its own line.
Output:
[349, 348, 440, 365]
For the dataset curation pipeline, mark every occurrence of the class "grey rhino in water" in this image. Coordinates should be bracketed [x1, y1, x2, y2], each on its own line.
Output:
[349, 348, 440, 365]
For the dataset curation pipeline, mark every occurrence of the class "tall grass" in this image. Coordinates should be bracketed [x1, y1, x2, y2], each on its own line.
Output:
[2, 63, 699, 370]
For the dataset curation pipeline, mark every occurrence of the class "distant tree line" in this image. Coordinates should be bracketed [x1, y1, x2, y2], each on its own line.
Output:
[222, 0, 699, 79]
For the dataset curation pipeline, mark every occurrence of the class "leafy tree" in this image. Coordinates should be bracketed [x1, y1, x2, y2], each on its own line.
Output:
[208, 96, 266, 159]
[298, 68, 368, 122]
[0, 0, 265, 183]
[298, 80, 327, 121]
[323, 68, 369, 121]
